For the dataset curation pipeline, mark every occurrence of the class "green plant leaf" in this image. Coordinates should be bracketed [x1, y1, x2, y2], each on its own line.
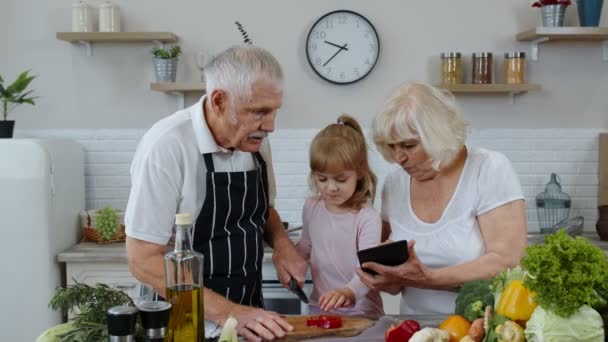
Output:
[1, 70, 37, 119]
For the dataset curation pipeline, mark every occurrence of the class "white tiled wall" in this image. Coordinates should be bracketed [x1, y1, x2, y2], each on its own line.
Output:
[16, 128, 602, 232]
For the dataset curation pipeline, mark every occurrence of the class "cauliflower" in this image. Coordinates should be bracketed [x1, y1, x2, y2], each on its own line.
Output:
[409, 327, 450, 342]
[495, 321, 524, 342]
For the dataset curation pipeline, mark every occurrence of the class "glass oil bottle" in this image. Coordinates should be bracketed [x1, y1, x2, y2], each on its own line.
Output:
[164, 213, 205, 342]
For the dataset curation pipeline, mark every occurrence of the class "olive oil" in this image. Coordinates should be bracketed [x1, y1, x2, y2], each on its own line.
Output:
[166, 284, 205, 342]
[165, 213, 205, 342]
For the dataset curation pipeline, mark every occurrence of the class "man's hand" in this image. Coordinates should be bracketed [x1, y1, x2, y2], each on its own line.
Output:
[227, 305, 293, 342]
[272, 238, 307, 288]
[319, 287, 355, 311]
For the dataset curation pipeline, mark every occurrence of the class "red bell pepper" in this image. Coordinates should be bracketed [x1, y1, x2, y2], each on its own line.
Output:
[385, 319, 420, 342]
[306, 315, 343, 329]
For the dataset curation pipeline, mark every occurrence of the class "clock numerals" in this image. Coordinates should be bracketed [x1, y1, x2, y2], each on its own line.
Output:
[324, 20, 333, 30]
[365, 58, 371, 65]
[370, 44, 376, 52]
[310, 43, 317, 51]
[340, 72, 346, 80]
[314, 31, 326, 40]
[356, 19, 361, 28]
[326, 67, 332, 75]
[315, 58, 322, 66]
[354, 68, 360, 76]
[338, 15, 347, 24]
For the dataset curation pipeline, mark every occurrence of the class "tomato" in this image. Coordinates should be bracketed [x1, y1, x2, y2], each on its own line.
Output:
[306, 315, 343, 329]
[385, 319, 420, 342]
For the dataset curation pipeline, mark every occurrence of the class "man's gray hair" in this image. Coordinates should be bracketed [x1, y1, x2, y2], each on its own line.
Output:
[205, 46, 284, 109]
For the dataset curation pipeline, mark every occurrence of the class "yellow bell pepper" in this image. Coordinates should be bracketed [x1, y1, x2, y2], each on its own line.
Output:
[496, 280, 537, 321]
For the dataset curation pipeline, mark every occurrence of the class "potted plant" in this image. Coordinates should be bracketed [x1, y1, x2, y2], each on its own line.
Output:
[532, 0, 572, 27]
[152, 45, 182, 82]
[0, 70, 37, 138]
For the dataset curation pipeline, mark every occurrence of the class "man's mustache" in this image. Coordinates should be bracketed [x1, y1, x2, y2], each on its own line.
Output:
[249, 131, 268, 138]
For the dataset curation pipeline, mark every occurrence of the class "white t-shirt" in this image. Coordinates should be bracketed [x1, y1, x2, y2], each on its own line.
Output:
[381, 147, 524, 315]
[125, 96, 276, 245]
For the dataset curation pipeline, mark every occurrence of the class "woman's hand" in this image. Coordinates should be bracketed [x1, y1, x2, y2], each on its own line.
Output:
[356, 240, 434, 291]
[318, 287, 355, 311]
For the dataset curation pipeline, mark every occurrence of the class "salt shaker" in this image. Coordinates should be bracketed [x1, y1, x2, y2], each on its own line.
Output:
[99, 1, 121, 32]
[106, 305, 139, 342]
[72, 0, 94, 32]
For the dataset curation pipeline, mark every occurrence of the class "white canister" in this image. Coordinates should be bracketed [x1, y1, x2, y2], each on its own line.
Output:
[72, 1, 94, 32]
[99, 2, 121, 32]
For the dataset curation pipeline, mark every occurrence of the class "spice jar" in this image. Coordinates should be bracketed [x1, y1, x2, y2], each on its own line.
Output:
[504, 52, 526, 84]
[440, 52, 463, 84]
[472, 52, 493, 84]
[71, 1, 93, 32]
[99, 1, 121, 32]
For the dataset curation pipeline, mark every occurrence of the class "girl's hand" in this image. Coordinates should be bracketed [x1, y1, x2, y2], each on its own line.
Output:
[356, 240, 434, 291]
[318, 287, 355, 311]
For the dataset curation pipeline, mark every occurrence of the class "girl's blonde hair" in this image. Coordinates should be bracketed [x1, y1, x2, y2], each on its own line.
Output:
[373, 82, 468, 169]
[309, 114, 377, 210]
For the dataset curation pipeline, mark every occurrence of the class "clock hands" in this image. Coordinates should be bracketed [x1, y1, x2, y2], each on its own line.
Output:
[323, 43, 348, 67]
[324, 40, 349, 51]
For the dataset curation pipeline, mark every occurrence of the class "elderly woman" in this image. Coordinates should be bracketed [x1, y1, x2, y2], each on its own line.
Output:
[356, 82, 527, 315]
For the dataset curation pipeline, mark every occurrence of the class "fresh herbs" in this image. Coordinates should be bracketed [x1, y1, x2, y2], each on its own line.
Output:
[151, 45, 182, 59]
[47, 281, 135, 341]
[95, 206, 119, 240]
[521, 230, 608, 317]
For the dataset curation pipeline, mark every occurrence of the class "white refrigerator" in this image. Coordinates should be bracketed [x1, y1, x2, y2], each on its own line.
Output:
[0, 139, 84, 340]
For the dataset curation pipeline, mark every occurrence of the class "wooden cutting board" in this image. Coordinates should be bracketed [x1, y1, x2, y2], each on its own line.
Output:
[280, 315, 376, 340]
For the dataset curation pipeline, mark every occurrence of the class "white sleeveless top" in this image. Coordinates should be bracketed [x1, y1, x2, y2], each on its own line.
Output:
[381, 147, 524, 314]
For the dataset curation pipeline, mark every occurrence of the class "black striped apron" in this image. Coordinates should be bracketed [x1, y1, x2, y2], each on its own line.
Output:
[192, 152, 268, 307]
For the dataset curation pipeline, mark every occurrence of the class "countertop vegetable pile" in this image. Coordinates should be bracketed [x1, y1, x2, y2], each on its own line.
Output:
[386, 230, 608, 342]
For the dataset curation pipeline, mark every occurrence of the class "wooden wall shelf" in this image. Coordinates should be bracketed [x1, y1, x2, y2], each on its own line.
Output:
[56, 32, 178, 56]
[437, 83, 541, 94]
[436, 84, 541, 103]
[515, 27, 608, 61]
[516, 27, 608, 41]
[150, 82, 205, 93]
[56, 32, 178, 43]
[150, 82, 206, 109]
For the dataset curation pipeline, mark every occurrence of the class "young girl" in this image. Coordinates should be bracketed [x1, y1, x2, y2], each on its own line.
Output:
[295, 114, 384, 317]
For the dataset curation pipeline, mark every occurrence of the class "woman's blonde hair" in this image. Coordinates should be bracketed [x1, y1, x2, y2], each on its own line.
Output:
[372, 82, 468, 169]
[309, 114, 377, 210]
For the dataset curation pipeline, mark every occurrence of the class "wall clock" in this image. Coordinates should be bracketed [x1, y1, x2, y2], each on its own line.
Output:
[306, 10, 380, 85]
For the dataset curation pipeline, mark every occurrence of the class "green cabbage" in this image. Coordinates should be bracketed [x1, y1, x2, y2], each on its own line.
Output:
[36, 323, 78, 342]
[524, 305, 604, 342]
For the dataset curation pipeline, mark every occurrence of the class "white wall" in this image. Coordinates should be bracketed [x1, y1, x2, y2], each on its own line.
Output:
[17, 128, 601, 233]
[2, 0, 608, 129]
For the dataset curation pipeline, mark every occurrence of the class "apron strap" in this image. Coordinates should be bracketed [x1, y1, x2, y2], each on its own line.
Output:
[203, 153, 214, 172]
[253, 152, 266, 168]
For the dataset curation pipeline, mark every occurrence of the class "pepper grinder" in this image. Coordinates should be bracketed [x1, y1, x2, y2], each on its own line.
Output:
[138, 300, 172, 341]
[106, 305, 139, 342]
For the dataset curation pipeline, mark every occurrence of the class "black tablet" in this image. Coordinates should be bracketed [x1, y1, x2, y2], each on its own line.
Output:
[357, 240, 409, 275]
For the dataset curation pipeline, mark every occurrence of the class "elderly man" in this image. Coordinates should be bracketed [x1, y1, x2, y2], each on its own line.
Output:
[125, 46, 307, 341]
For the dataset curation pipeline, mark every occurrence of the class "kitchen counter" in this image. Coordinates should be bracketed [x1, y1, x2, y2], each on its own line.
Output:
[58, 241, 278, 263]
[58, 230, 608, 264]
[527, 230, 608, 251]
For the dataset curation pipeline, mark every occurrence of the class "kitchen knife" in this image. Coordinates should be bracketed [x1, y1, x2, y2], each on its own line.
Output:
[288, 278, 309, 304]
